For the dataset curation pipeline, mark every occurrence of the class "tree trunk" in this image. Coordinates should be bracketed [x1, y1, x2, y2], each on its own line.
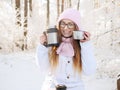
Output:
[46, 0, 50, 28]
[29, 0, 32, 17]
[69, 0, 72, 7]
[77, 0, 80, 10]
[15, 0, 21, 26]
[61, 0, 64, 12]
[57, 0, 60, 19]
[22, 0, 28, 50]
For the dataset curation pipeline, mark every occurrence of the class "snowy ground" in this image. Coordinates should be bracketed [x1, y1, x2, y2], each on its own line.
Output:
[0, 50, 118, 90]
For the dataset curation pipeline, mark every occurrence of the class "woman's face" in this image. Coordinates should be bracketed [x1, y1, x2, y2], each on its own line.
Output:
[59, 19, 75, 38]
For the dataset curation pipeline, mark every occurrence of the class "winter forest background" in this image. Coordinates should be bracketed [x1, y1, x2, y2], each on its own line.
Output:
[0, 0, 120, 90]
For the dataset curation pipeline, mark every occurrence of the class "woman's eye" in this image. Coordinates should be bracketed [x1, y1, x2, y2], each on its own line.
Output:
[68, 23, 74, 26]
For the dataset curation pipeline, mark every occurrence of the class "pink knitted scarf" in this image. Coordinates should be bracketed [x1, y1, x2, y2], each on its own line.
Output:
[56, 37, 74, 57]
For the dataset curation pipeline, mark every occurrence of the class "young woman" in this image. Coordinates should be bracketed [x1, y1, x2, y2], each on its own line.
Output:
[36, 8, 96, 90]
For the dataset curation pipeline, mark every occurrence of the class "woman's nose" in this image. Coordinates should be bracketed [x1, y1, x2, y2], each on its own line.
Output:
[64, 25, 69, 29]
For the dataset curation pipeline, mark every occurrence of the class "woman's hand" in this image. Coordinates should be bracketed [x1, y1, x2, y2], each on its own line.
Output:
[80, 31, 91, 43]
[40, 33, 47, 45]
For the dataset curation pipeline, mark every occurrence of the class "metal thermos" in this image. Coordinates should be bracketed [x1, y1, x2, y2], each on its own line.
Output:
[73, 31, 84, 40]
[44, 26, 59, 47]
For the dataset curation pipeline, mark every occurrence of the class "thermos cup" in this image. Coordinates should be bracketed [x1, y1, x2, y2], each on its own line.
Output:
[73, 31, 84, 40]
[44, 26, 59, 47]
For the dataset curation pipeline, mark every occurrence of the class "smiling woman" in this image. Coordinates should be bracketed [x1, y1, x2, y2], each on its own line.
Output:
[36, 8, 96, 90]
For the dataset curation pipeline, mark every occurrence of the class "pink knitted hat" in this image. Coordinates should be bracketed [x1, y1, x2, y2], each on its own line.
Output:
[57, 8, 81, 30]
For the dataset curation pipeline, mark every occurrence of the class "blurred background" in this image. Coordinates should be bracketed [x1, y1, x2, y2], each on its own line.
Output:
[0, 0, 120, 90]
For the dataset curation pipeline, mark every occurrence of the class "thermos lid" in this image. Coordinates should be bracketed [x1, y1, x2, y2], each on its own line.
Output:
[47, 26, 58, 33]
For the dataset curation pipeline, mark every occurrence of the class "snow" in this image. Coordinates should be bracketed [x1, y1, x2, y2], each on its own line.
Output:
[0, 50, 118, 90]
[0, 51, 43, 90]
[0, 0, 120, 90]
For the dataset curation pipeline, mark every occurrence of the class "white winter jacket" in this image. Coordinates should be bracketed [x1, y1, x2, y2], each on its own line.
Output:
[36, 41, 96, 90]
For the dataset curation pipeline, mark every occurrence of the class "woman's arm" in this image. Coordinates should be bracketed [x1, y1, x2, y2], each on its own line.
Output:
[36, 43, 50, 72]
[80, 41, 97, 75]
